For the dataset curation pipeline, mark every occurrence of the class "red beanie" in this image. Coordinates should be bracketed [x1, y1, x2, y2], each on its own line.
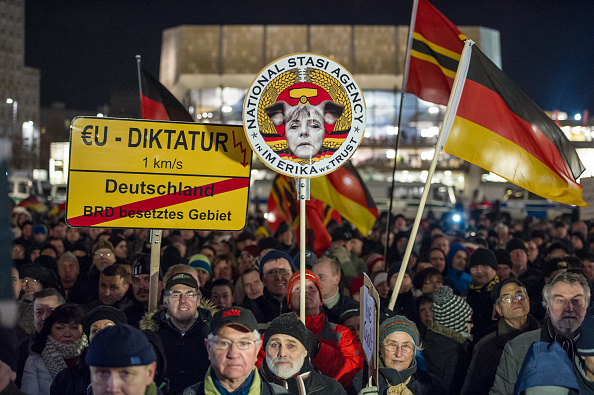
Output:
[287, 270, 323, 305]
[366, 253, 385, 273]
[350, 276, 364, 297]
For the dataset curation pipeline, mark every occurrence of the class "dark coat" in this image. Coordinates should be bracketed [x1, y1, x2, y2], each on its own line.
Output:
[322, 293, 357, 325]
[422, 322, 471, 395]
[182, 369, 289, 395]
[140, 307, 211, 395]
[460, 315, 540, 395]
[259, 358, 346, 395]
[244, 288, 291, 331]
[466, 276, 499, 342]
[50, 348, 90, 395]
[348, 359, 443, 395]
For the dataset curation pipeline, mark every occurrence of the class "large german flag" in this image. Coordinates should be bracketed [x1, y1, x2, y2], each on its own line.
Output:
[444, 45, 587, 207]
[140, 66, 194, 122]
[406, 0, 466, 106]
[310, 161, 378, 235]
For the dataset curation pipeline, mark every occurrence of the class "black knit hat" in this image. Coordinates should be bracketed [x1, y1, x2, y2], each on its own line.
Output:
[491, 277, 525, 303]
[432, 286, 473, 334]
[263, 313, 312, 353]
[259, 249, 296, 278]
[339, 303, 360, 325]
[506, 238, 527, 254]
[18, 263, 52, 287]
[258, 237, 283, 252]
[469, 248, 498, 271]
[83, 305, 128, 338]
[86, 324, 156, 367]
[331, 226, 352, 242]
[494, 249, 512, 268]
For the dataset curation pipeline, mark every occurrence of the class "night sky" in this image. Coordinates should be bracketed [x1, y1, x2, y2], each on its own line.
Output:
[25, 0, 594, 117]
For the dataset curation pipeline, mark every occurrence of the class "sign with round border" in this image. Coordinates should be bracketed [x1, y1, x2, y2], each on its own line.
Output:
[243, 53, 366, 178]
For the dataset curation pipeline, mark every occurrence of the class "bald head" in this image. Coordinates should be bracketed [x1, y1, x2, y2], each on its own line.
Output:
[312, 258, 341, 300]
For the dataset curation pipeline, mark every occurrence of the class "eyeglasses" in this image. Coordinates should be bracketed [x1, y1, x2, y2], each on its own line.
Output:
[264, 268, 292, 277]
[22, 278, 39, 284]
[499, 291, 527, 304]
[383, 342, 414, 354]
[168, 291, 200, 299]
[95, 252, 112, 257]
[210, 339, 260, 350]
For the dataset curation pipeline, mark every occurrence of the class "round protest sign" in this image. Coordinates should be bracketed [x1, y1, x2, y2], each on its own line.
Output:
[243, 53, 366, 178]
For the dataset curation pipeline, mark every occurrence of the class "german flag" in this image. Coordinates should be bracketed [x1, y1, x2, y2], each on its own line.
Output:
[406, 0, 466, 106]
[444, 45, 587, 207]
[267, 174, 299, 233]
[140, 66, 194, 122]
[310, 161, 378, 235]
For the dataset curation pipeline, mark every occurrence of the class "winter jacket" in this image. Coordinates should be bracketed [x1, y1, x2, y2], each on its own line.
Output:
[422, 321, 471, 395]
[348, 358, 444, 395]
[182, 367, 289, 395]
[490, 319, 579, 395]
[244, 288, 291, 331]
[87, 382, 162, 395]
[21, 355, 52, 395]
[50, 348, 90, 395]
[140, 306, 211, 395]
[445, 268, 472, 296]
[259, 357, 346, 395]
[467, 275, 499, 342]
[461, 315, 540, 395]
[573, 355, 594, 394]
[305, 312, 363, 389]
[322, 292, 357, 325]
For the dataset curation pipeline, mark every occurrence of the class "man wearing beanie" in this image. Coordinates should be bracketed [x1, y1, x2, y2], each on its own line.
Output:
[423, 286, 473, 395]
[285, 270, 362, 389]
[350, 315, 443, 394]
[492, 271, 591, 394]
[466, 247, 500, 342]
[125, 254, 164, 328]
[244, 250, 295, 331]
[140, 273, 211, 395]
[87, 324, 158, 395]
[461, 278, 540, 395]
[259, 313, 346, 395]
[506, 238, 543, 323]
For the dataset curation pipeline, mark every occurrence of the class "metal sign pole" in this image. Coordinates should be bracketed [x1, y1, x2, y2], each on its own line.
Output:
[298, 178, 310, 323]
[149, 229, 162, 312]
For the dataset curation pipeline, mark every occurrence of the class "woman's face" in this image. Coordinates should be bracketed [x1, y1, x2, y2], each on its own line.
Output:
[114, 241, 128, 259]
[51, 321, 83, 344]
[214, 260, 232, 281]
[88, 319, 115, 342]
[422, 274, 443, 294]
[452, 250, 468, 271]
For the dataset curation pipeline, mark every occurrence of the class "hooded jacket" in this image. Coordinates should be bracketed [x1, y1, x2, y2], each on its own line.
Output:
[244, 288, 291, 331]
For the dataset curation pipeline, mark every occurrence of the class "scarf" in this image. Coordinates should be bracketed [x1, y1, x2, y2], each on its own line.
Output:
[544, 319, 580, 360]
[204, 366, 260, 395]
[41, 335, 88, 378]
[387, 377, 412, 395]
[469, 274, 499, 292]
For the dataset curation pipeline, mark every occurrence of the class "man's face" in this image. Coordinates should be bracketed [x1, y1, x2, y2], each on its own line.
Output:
[421, 274, 443, 294]
[556, 226, 568, 239]
[132, 274, 150, 303]
[311, 262, 340, 299]
[509, 249, 528, 270]
[211, 285, 234, 309]
[343, 316, 360, 339]
[381, 331, 415, 372]
[99, 275, 129, 306]
[58, 259, 80, 285]
[164, 284, 199, 325]
[451, 250, 468, 271]
[22, 277, 43, 300]
[88, 319, 116, 342]
[238, 251, 255, 274]
[213, 260, 233, 281]
[207, 325, 260, 382]
[265, 333, 307, 379]
[93, 248, 116, 271]
[114, 241, 128, 259]
[12, 244, 25, 260]
[88, 228, 104, 241]
[495, 283, 530, 321]
[431, 237, 449, 255]
[90, 364, 156, 395]
[66, 227, 80, 242]
[548, 281, 588, 337]
[285, 112, 326, 159]
[242, 271, 263, 300]
[200, 247, 215, 263]
[52, 223, 67, 239]
[351, 238, 363, 256]
[429, 250, 446, 273]
[470, 265, 497, 287]
[290, 279, 322, 316]
[582, 259, 594, 281]
[526, 241, 539, 261]
[497, 264, 512, 281]
[394, 217, 406, 231]
[12, 267, 21, 299]
[33, 295, 60, 332]
[418, 301, 433, 328]
[262, 259, 293, 298]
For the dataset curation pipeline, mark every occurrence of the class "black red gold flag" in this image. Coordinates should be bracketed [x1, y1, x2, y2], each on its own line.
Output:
[139, 66, 194, 122]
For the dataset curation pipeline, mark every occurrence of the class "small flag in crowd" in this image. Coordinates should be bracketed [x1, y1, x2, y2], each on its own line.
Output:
[139, 66, 194, 122]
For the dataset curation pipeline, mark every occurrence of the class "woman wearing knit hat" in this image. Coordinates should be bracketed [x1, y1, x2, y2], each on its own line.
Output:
[349, 315, 443, 395]
[422, 286, 473, 395]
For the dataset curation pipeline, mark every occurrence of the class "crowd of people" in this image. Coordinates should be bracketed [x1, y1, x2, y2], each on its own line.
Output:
[3, 205, 594, 394]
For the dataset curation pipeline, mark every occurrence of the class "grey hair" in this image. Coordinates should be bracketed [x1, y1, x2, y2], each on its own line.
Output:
[207, 329, 261, 343]
[542, 271, 591, 308]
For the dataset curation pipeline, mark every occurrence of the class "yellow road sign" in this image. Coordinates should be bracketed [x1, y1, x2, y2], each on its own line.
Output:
[66, 117, 252, 230]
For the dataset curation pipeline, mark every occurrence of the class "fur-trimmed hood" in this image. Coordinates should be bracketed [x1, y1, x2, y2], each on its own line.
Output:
[139, 299, 217, 332]
[429, 320, 470, 344]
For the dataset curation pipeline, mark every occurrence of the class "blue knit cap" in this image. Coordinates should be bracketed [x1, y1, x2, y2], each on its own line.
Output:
[379, 315, 420, 347]
[259, 249, 295, 278]
[86, 324, 156, 367]
[189, 254, 211, 279]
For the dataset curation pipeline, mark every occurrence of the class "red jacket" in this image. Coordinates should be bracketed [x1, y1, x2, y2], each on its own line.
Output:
[257, 312, 363, 389]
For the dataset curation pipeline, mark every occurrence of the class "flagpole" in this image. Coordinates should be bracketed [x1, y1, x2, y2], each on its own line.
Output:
[383, 0, 420, 263]
[298, 178, 309, 324]
[389, 39, 474, 311]
[135, 55, 143, 116]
